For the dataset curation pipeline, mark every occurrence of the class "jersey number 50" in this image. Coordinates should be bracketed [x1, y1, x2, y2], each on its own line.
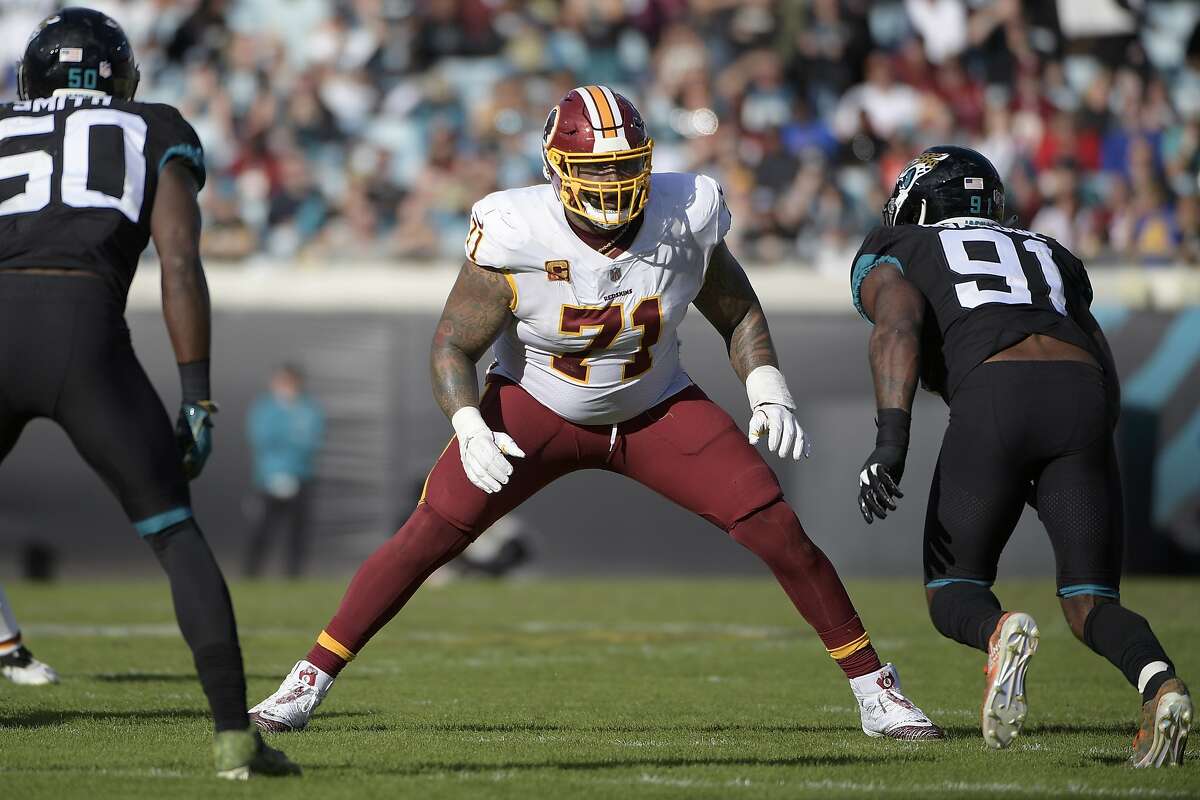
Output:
[551, 297, 662, 384]
[939, 227, 1067, 315]
[0, 108, 147, 222]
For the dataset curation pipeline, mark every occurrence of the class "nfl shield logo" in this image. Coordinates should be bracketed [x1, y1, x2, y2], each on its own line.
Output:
[99, 61, 112, 78]
[609, 267, 621, 282]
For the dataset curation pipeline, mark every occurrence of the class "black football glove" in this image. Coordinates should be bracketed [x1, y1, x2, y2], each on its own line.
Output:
[176, 400, 218, 480]
[858, 408, 910, 524]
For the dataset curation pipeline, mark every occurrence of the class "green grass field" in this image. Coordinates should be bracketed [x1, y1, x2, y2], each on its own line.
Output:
[0, 577, 1196, 798]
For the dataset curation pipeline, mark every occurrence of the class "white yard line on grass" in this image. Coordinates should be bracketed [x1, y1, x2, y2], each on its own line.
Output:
[24, 620, 841, 643]
[588, 774, 1196, 797]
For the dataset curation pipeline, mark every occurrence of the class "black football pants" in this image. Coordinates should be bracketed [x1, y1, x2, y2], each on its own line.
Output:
[923, 360, 1123, 598]
[0, 273, 190, 531]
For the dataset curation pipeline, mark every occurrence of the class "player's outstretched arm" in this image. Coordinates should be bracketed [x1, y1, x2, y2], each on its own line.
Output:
[430, 261, 524, 493]
[856, 265, 925, 523]
[693, 242, 809, 461]
[152, 160, 216, 479]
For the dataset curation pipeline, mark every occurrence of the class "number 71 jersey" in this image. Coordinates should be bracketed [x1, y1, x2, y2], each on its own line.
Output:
[850, 218, 1103, 399]
[0, 95, 205, 301]
[467, 172, 731, 426]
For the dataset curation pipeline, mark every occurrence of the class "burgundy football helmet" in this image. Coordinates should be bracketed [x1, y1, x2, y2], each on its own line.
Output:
[542, 85, 654, 229]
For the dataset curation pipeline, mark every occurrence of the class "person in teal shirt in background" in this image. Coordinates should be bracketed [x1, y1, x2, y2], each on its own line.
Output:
[245, 364, 325, 577]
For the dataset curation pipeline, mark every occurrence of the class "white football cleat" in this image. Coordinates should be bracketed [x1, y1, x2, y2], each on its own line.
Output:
[1132, 677, 1191, 768]
[852, 662, 945, 740]
[249, 660, 333, 733]
[981, 611, 1039, 749]
[0, 645, 59, 685]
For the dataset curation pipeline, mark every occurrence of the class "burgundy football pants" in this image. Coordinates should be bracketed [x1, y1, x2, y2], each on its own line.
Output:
[310, 380, 880, 678]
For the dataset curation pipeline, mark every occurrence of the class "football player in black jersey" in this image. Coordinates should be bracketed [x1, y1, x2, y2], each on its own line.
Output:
[851, 146, 1191, 766]
[0, 8, 298, 779]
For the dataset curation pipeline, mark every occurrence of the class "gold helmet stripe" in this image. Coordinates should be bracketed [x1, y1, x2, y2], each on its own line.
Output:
[597, 85, 624, 125]
[583, 84, 618, 138]
[574, 87, 604, 131]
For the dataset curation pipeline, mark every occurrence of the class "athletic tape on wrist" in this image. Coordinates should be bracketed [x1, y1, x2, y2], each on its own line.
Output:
[874, 408, 911, 447]
[745, 365, 796, 410]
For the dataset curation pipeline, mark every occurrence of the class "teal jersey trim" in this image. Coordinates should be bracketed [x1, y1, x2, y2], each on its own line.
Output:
[926, 577, 993, 589]
[134, 506, 193, 537]
[1057, 583, 1119, 599]
[851, 254, 903, 322]
[158, 144, 206, 189]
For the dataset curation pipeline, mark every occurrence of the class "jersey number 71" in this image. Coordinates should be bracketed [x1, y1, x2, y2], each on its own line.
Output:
[551, 297, 662, 384]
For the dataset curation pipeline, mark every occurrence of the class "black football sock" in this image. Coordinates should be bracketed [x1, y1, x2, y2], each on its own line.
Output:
[1082, 603, 1174, 702]
[146, 518, 249, 732]
[928, 582, 1004, 653]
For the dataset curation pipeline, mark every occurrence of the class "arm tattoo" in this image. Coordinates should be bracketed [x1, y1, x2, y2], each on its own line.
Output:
[692, 242, 778, 383]
[862, 268, 924, 412]
[430, 261, 514, 420]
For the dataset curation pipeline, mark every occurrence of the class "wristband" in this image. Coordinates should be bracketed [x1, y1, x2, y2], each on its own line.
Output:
[179, 359, 211, 404]
[451, 406, 489, 440]
[874, 408, 911, 448]
[745, 365, 796, 410]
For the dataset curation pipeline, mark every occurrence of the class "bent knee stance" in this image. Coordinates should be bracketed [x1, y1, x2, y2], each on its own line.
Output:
[728, 498, 822, 571]
[1061, 592, 1115, 642]
[927, 581, 1003, 652]
[319, 502, 473, 663]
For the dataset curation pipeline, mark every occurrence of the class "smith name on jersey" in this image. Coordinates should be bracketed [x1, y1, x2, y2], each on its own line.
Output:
[0, 94, 205, 301]
[851, 217, 1103, 398]
[466, 172, 731, 426]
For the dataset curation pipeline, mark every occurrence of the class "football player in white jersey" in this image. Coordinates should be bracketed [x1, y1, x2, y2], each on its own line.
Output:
[251, 86, 942, 741]
[0, 583, 58, 685]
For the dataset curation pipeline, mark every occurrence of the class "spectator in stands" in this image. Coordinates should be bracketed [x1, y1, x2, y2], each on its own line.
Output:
[16, 0, 1189, 267]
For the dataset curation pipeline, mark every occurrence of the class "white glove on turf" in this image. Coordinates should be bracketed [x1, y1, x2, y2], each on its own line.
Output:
[745, 365, 811, 461]
[451, 406, 526, 494]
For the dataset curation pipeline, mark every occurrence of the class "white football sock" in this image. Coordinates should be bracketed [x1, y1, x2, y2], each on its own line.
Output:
[293, 660, 335, 693]
[1137, 661, 1171, 695]
[849, 662, 900, 697]
[0, 584, 22, 654]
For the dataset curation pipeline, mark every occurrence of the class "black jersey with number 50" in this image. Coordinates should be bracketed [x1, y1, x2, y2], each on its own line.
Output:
[0, 94, 205, 302]
[851, 218, 1103, 399]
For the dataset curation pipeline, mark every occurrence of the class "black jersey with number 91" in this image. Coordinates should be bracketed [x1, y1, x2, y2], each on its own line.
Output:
[0, 94, 205, 302]
[851, 218, 1103, 399]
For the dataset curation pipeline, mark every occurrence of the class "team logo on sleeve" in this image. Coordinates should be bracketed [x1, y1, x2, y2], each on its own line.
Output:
[545, 260, 571, 282]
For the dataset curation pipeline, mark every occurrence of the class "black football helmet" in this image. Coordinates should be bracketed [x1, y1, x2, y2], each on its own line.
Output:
[18, 7, 140, 101]
[882, 145, 1005, 227]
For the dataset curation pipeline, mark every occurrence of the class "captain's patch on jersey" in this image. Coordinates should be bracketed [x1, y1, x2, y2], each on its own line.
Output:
[545, 260, 570, 281]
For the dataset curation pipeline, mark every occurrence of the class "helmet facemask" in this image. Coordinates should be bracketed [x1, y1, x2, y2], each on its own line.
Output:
[545, 140, 653, 229]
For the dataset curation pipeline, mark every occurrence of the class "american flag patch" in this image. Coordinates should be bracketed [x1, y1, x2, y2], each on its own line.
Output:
[964, 177, 984, 189]
[58, 47, 83, 63]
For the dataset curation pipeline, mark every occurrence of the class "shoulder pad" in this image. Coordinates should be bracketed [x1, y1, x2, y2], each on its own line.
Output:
[850, 226, 914, 322]
[671, 172, 731, 248]
[143, 103, 206, 189]
[465, 190, 538, 271]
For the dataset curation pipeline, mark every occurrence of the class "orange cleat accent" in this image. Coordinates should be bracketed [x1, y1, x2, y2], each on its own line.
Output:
[1132, 678, 1192, 768]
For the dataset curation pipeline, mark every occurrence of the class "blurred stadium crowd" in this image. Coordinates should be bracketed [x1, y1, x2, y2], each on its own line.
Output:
[3, 0, 1199, 269]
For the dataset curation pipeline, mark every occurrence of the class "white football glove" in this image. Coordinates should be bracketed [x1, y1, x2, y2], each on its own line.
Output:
[451, 406, 526, 494]
[745, 365, 812, 461]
